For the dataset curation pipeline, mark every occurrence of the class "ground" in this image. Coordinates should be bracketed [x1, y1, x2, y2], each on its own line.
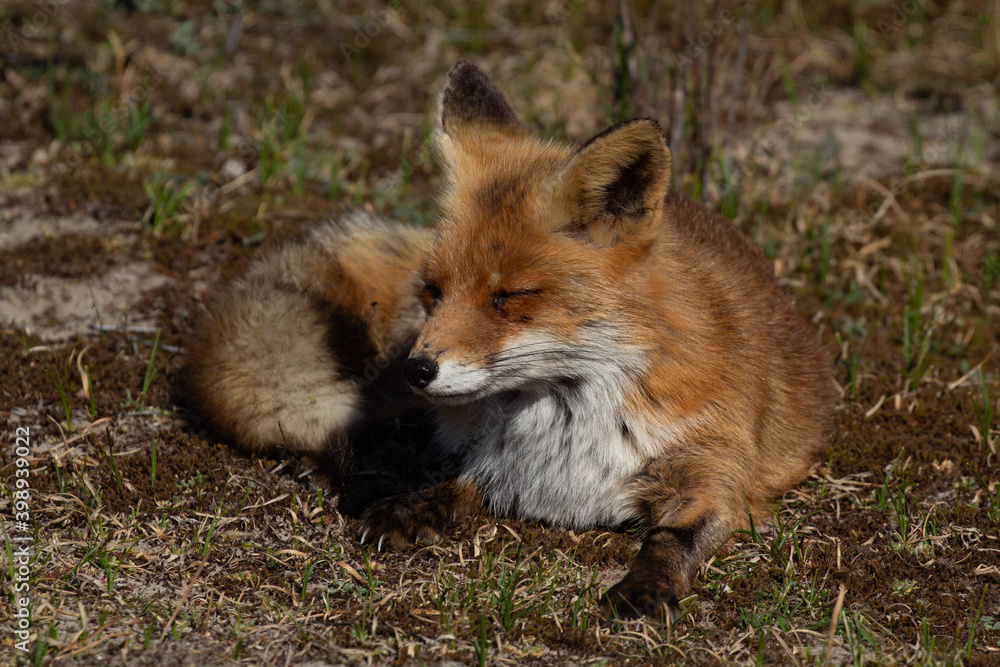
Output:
[1, 1, 999, 665]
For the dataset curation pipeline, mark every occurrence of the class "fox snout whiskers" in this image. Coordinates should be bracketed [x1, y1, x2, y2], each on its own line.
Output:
[404, 351, 504, 405]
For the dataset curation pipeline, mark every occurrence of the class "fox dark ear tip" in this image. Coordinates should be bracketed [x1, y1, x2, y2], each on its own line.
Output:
[439, 61, 521, 133]
[450, 60, 477, 73]
[625, 118, 665, 139]
[636, 118, 663, 132]
[447, 60, 484, 84]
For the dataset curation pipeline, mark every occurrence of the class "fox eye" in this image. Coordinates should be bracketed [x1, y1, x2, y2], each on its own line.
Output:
[421, 282, 442, 311]
[492, 289, 541, 313]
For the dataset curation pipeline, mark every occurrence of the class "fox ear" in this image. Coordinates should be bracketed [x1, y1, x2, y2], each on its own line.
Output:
[547, 119, 671, 248]
[433, 61, 526, 178]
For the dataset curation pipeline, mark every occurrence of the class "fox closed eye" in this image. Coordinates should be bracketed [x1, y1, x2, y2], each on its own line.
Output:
[492, 288, 541, 313]
[421, 283, 443, 311]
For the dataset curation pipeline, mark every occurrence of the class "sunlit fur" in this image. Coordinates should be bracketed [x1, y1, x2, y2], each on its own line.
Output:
[187, 61, 837, 619]
[408, 65, 837, 537]
[391, 61, 837, 617]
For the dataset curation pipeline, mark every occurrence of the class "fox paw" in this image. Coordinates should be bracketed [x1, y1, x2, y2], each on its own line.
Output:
[601, 573, 682, 621]
[358, 494, 453, 551]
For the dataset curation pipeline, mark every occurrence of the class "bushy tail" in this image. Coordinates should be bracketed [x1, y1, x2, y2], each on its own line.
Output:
[182, 213, 431, 484]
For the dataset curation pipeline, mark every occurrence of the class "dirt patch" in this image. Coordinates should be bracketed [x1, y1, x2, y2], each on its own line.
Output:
[0, 262, 172, 341]
[747, 87, 1000, 197]
[0, 234, 120, 285]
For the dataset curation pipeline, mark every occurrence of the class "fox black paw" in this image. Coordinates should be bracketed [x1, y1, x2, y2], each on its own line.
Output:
[601, 574, 682, 621]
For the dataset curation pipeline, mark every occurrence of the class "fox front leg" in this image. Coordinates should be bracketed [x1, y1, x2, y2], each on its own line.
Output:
[602, 514, 732, 620]
[603, 458, 746, 620]
[358, 479, 482, 550]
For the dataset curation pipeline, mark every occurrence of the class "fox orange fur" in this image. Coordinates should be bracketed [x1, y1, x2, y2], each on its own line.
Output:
[185, 61, 837, 619]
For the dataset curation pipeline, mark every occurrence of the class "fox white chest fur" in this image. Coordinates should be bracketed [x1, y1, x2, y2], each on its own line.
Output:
[438, 388, 638, 527]
[434, 360, 692, 528]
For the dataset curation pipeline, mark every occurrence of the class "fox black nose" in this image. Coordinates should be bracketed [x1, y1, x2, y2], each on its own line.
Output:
[403, 357, 438, 389]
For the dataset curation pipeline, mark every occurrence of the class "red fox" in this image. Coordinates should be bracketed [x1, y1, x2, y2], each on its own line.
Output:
[185, 61, 837, 619]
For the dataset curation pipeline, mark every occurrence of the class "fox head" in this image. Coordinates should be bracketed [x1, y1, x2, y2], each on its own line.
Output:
[403, 61, 673, 404]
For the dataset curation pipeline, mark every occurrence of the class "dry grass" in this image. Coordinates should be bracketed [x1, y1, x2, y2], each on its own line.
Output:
[1, 0, 999, 664]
